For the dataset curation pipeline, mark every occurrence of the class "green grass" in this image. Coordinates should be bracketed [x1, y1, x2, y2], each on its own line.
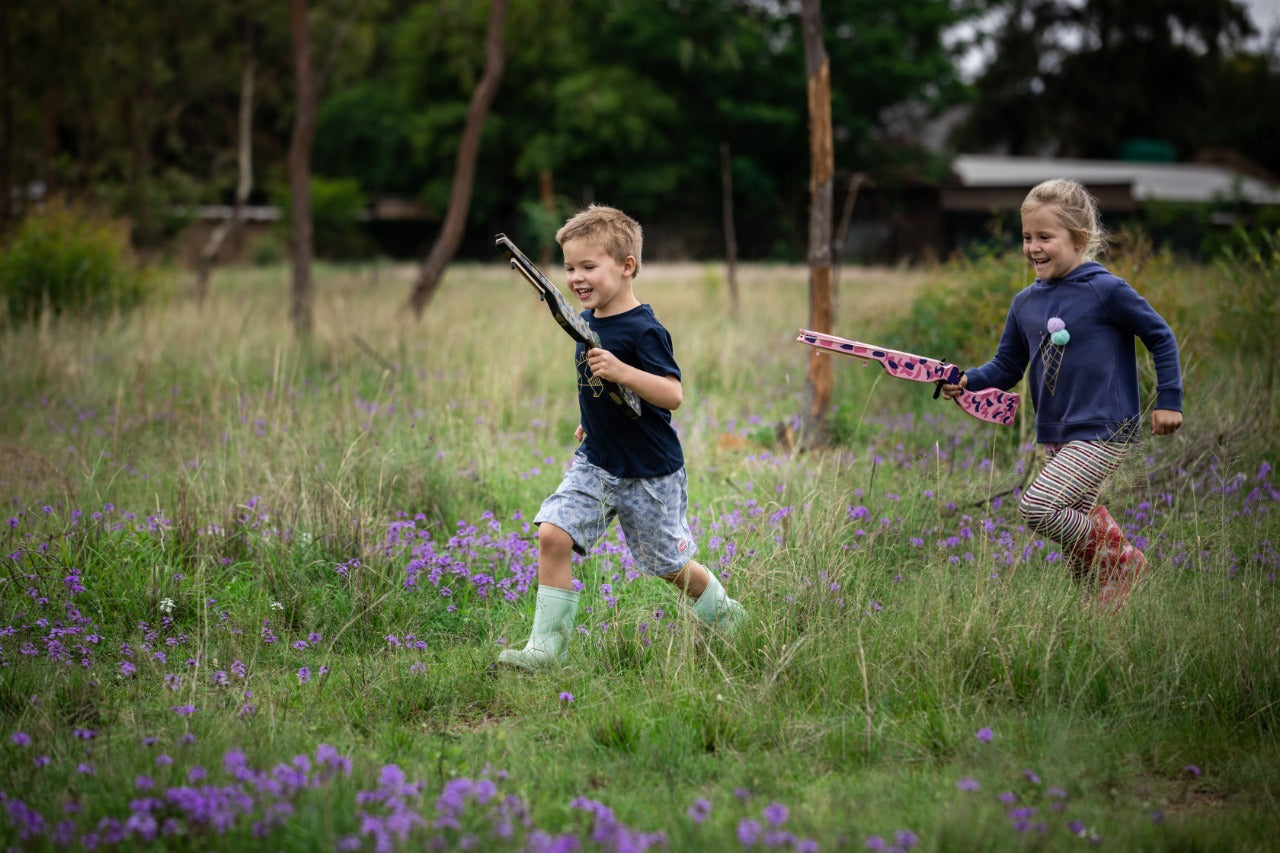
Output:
[1, 255, 1277, 851]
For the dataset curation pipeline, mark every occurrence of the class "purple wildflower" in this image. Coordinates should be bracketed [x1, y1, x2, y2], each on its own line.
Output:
[763, 802, 789, 826]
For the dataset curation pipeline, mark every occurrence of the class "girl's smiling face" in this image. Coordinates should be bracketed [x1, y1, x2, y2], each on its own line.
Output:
[561, 238, 639, 318]
[1022, 205, 1087, 281]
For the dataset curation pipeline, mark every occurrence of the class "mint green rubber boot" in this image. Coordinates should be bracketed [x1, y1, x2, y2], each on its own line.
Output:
[692, 572, 746, 634]
[497, 586, 580, 670]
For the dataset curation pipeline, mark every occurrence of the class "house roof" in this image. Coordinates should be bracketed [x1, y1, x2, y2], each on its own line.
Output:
[948, 154, 1280, 208]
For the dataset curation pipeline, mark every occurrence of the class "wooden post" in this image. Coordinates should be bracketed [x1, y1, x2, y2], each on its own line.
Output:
[800, 0, 835, 446]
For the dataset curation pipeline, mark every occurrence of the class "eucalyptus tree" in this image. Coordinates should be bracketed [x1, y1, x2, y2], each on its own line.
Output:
[800, 0, 835, 445]
[952, 0, 1264, 164]
[406, 0, 508, 317]
[313, 0, 974, 267]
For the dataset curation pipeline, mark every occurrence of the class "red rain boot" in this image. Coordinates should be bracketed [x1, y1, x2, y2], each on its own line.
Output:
[1087, 505, 1126, 552]
[1089, 506, 1147, 610]
[1065, 505, 1113, 573]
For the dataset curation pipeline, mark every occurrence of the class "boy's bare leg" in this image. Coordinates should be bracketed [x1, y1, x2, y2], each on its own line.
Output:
[659, 560, 709, 598]
[663, 559, 745, 632]
[497, 523, 580, 669]
[537, 522, 577, 591]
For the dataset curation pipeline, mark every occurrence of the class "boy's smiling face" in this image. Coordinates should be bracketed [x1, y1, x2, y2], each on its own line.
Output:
[561, 238, 639, 318]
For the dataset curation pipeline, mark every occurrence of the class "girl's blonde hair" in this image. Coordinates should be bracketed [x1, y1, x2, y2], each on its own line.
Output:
[1021, 179, 1107, 260]
[555, 204, 644, 277]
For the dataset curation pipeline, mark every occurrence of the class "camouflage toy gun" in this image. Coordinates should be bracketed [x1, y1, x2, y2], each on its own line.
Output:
[495, 234, 642, 418]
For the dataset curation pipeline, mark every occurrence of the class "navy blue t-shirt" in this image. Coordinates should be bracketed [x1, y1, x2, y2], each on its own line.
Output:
[575, 304, 684, 478]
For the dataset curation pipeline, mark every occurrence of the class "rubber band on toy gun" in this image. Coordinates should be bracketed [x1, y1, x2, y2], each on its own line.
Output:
[795, 329, 1020, 426]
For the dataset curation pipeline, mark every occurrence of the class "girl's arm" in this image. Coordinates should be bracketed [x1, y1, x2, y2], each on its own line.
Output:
[1104, 282, 1183, 413]
[961, 305, 1030, 393]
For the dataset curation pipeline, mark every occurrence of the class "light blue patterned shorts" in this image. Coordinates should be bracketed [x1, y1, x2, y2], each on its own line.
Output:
[534, 453, 698, 577]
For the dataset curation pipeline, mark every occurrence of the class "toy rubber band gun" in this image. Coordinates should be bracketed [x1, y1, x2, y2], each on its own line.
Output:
[796, 329, 1019, 426]
[495, 234, 642, 418]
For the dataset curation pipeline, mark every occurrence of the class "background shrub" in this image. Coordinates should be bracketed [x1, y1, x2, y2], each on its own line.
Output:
[0, 201, 154, 322]
[272, 177, 369, 260]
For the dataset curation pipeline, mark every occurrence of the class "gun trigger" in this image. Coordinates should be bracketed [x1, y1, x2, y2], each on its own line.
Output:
[934, 362, 961, 399]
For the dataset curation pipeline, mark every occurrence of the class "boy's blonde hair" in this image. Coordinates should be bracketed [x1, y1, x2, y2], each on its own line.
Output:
[1021, 179, 1106, 260]
[556, 205, 644, 278]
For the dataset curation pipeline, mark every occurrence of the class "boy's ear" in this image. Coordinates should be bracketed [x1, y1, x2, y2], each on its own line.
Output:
[623, 255, 638, 276]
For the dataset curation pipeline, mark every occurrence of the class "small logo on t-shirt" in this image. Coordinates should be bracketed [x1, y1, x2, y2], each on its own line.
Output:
[576, 351, 606, 399]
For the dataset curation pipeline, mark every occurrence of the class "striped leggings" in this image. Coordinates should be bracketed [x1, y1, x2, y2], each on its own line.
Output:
[1018, 440, 1131, 550]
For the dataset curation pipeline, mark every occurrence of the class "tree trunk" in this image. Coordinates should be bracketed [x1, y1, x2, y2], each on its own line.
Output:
[406, 0, 508, 318]
[0, 0, 13, 235]
[720, 140, 740, 317]
[288, 0, 317, 336]
[832, 171, 864, 291]
[195, 56, 255, 306]
[800, 0, 835, 447]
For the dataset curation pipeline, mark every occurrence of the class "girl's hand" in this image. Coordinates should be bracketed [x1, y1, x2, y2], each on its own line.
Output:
[1151, 409, 1182, 436]
[939, 373, 969, 399]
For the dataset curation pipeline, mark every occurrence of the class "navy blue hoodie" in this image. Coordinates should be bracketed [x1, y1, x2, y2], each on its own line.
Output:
[964, 261, 1182, 444]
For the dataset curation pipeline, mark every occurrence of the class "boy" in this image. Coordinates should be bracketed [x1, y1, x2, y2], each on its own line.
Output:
[499, 205, 745, 669]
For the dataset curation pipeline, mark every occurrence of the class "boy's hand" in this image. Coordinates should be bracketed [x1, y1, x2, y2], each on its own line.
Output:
[585, 347, 626, 383]
[574, 424, 586, 442]
[1151, 409, 1182, 436]
[939, 373, 968, 399]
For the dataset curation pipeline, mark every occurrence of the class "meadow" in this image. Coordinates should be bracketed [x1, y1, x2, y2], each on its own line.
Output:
[1, 247, 1277, 851]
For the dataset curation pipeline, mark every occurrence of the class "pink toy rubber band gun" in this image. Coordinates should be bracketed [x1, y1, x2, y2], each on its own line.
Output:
[796, 329, 1020, 426]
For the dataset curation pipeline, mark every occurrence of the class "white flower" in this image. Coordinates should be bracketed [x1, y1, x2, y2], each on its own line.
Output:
[270, 601, 284, 611]
[159, 598, 176, 614]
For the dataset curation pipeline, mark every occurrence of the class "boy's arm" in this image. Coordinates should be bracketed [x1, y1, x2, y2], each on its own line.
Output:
[585, 348, 683, 411]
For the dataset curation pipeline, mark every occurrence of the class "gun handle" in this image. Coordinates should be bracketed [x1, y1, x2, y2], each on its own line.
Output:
[952, 386, 1020, 426]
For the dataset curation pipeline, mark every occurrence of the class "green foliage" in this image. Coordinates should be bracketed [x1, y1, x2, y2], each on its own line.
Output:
[249, 234, 286, 267]
[314, 84, 425, 196]
[272, 177, 369, 260]
[0, 202, 154, 321]
[953, 0, 1277, 176]
[1, 262, 1278, 850]
[884, 241, 1027, 366]
[1216, 228, 1280, 400]
[311, 178, 370, 260]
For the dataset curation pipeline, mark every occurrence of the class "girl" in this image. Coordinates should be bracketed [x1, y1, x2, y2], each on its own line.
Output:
[941, 179, 1183, 609]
